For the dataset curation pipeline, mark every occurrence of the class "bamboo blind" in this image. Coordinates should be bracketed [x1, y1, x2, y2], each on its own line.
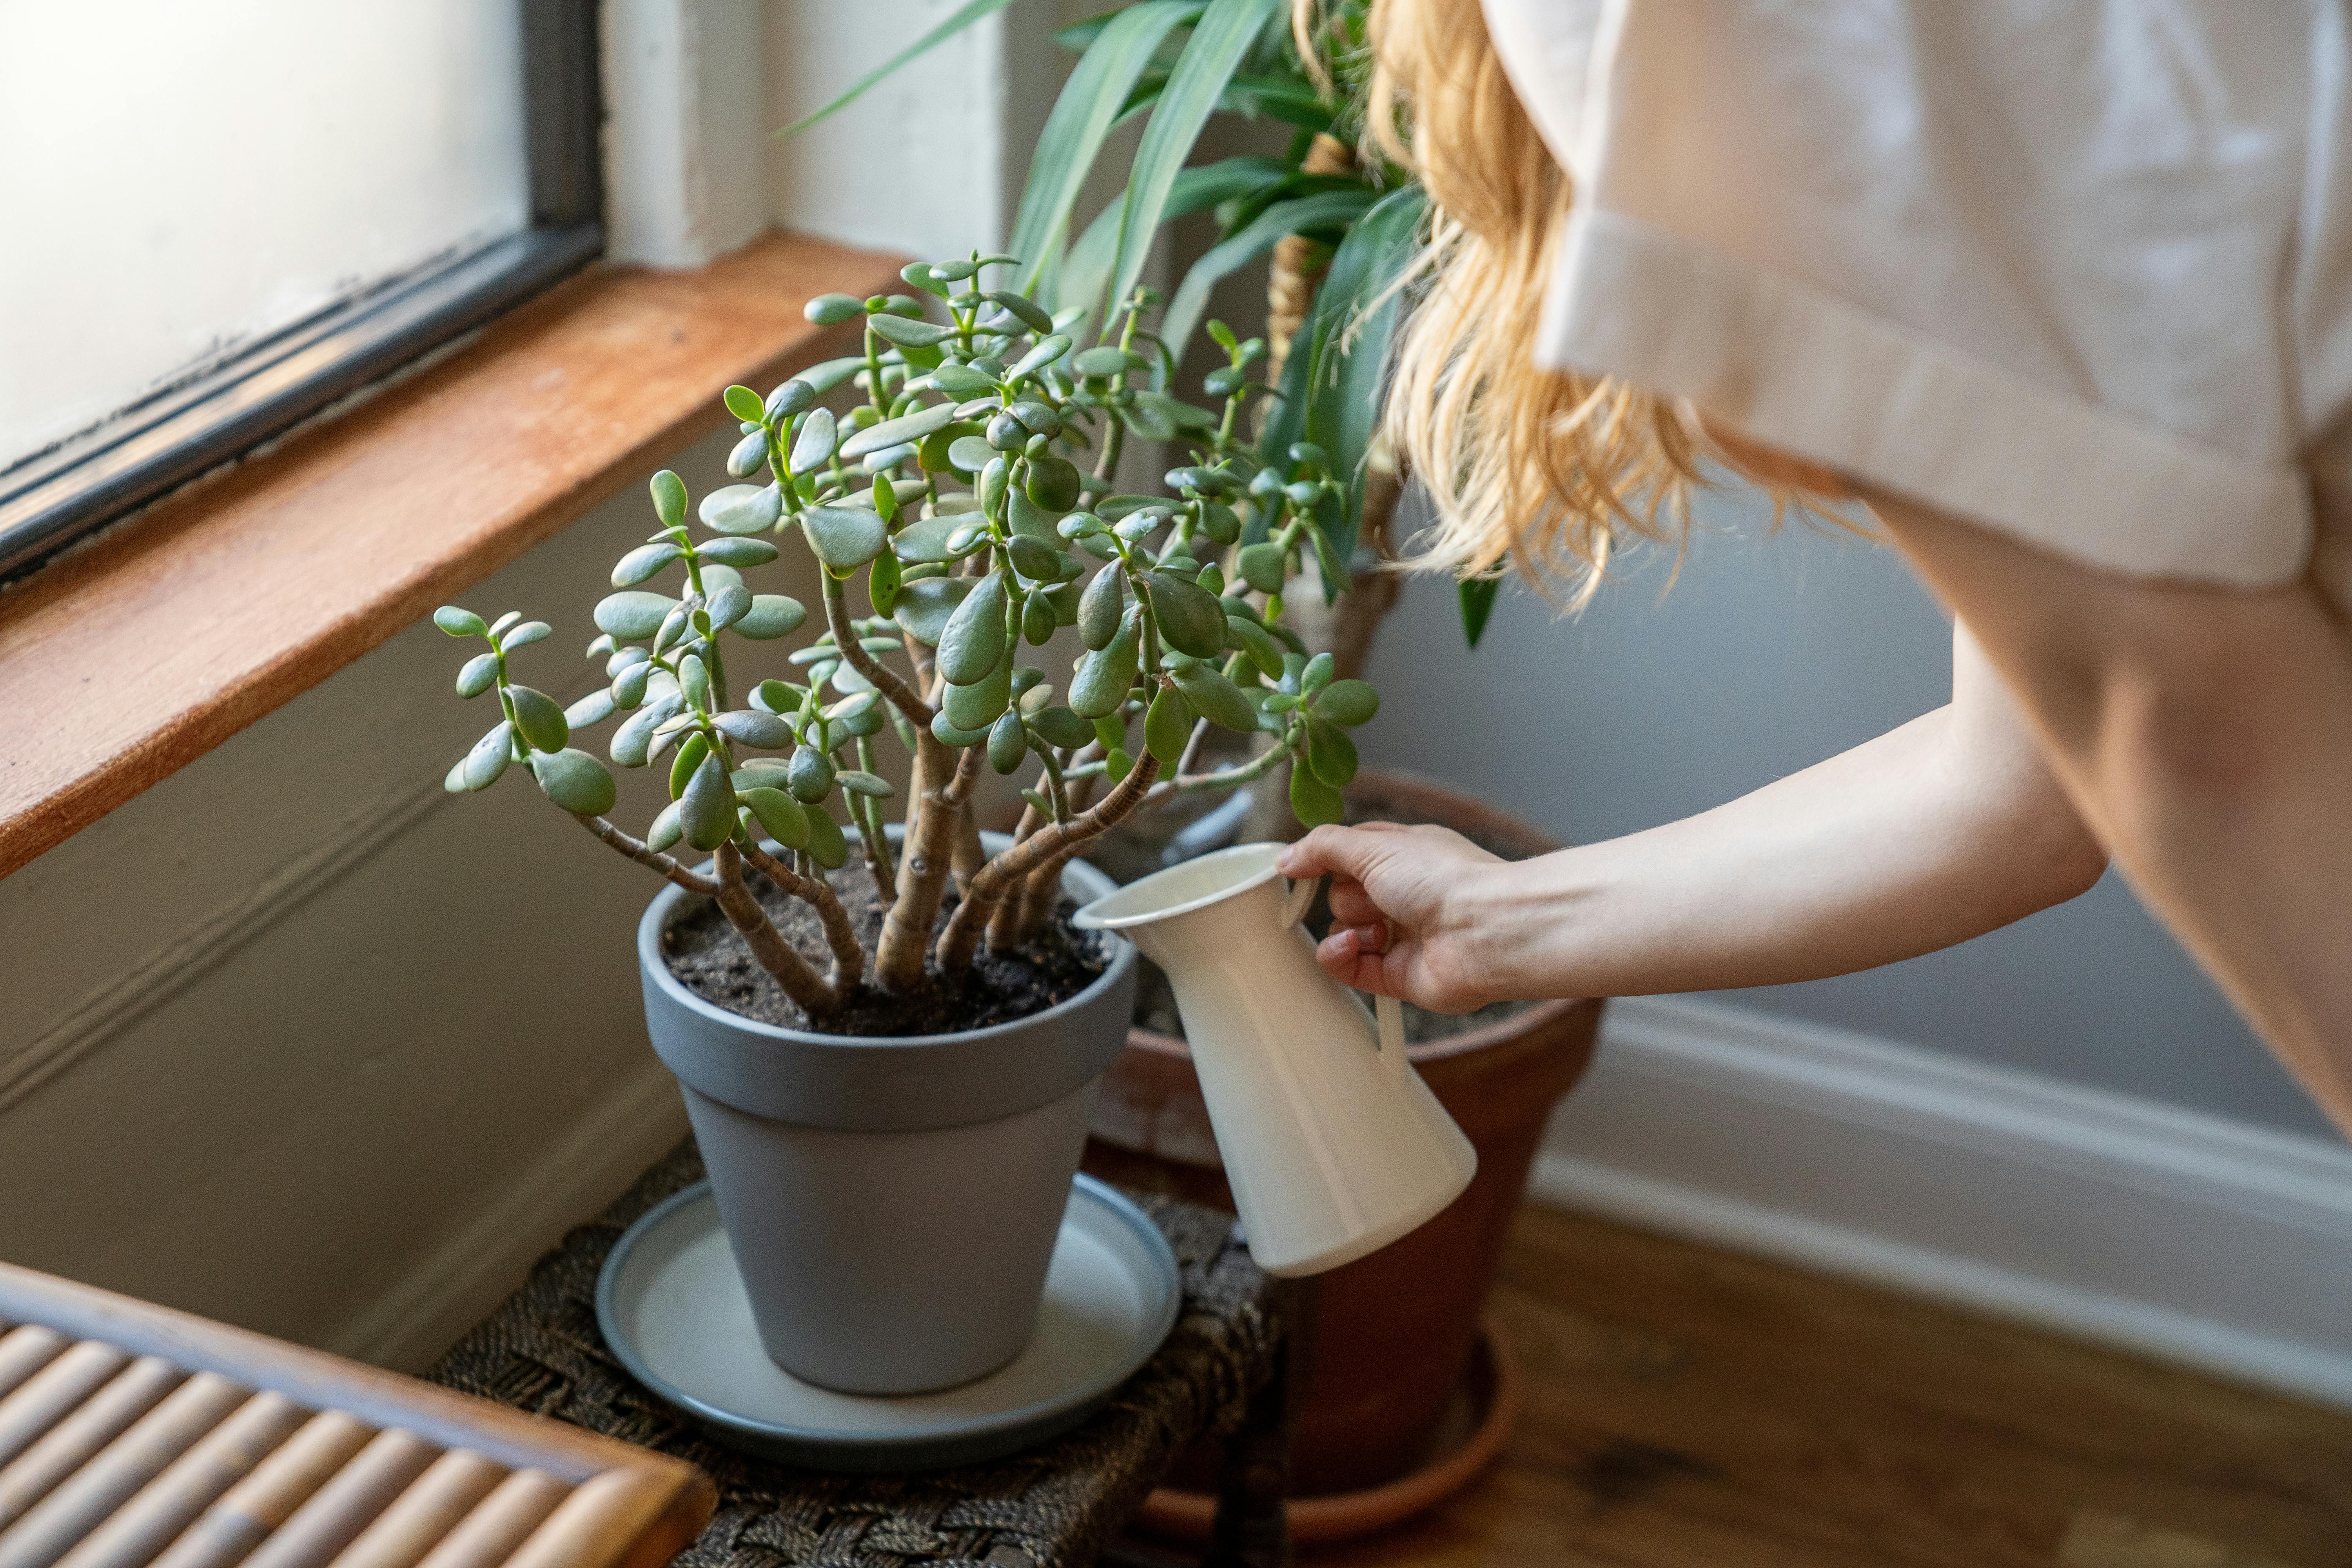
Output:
[0, 1263, 713, 1568]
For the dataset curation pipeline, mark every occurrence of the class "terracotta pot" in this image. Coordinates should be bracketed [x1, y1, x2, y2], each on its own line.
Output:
[1081, 770, 1602, 1499]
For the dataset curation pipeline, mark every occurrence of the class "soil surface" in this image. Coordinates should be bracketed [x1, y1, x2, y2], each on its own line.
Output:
[1126, 775, 1542, 1046]
[662, 856, 1110, 1037]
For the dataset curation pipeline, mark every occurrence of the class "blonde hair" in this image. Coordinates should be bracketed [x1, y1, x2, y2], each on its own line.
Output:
[1330, 0, 1752, 601]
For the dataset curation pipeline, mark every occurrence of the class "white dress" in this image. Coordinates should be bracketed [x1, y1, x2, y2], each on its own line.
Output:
[1481, 0, 2352, 614]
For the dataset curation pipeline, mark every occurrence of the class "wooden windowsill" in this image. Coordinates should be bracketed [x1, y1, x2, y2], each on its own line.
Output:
[0, 231, 907, 881]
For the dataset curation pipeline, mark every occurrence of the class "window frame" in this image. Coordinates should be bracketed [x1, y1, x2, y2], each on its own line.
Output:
[0, 0, 604, 584]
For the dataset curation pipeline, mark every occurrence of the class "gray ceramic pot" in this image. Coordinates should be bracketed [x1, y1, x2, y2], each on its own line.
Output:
[636, 835, 1136, 1396]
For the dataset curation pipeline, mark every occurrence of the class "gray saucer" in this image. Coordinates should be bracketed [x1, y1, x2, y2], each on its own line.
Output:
[595, 1176, 1181, 1471]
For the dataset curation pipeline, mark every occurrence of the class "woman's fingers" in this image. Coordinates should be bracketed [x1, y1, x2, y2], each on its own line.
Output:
[1315, 926, 1398, 993]
[1326, 877, 1382, 926]
[1278, 824, 1390, 885]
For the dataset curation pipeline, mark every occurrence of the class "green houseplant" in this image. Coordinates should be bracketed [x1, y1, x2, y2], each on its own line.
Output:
[427, 263, 1379, 1392]
[800, 0, 1596, 1514]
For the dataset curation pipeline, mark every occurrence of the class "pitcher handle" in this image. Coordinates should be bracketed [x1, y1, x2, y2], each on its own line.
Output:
[1285, 875, 1412, 1077]
[1374, 993, 1409, 1077]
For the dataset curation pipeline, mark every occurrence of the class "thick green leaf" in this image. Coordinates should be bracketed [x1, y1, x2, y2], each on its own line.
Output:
[1101, 0, 1284, 331]
[679, 753, 737, 852]
[714, 709, 794, 750]
[463, 721, 513, 791]
[613, 542, 682, 586]
[775, 0, 1020, 135]
[1029, 704, 1094, 750]
[1078, 563, 1125, 649]
[595, 591, 676, 641]
[1144, 570, 1227, 659]
[938, 572, 1010, 684]
[742, 786, 811, 849]
[1070, 615, 1140, 717]
[534, 748, 617, 815]
[699, 484, 782, 536]
[723, 385, 766, 423]
[804, 805, 848, 869]
[698, 536, 780, 568]
[790, 407, 838, 472]
[891, 574, 976, 645]
[435, 605, 487, 638]
[800, 505, 889, 570]
[650, 470, 688, 529]
[787, 746, 836, 804]
[839, 402, 958, 462]
[565, 688, 618, 730]
[1144, 684, 1191, 762]
[508, 685, 569, 753]
[1225, 613, 1285, 678]
[455, 652, 499, 699]
[1304, 713, 1358, 787]
[1289, 751, 1344, 826]
[1163, 188, 1374, 367]
[646, 800, 684, 853]
[1172, 662, 1258, 731]
[1312, 677, 1379, 727]
[943, 651, 1014, 730]
[734, 594, 808, 640]
[1007, 1, 1207, 295]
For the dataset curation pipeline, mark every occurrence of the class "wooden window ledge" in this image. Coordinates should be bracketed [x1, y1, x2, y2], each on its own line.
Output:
[0, 232, 907, 880]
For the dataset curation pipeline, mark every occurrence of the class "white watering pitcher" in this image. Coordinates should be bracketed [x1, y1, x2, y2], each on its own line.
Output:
[1074, 843, 1477, 1276]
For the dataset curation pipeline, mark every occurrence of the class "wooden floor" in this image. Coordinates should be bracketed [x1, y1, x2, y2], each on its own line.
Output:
[1306, 1204, 2352, 1568]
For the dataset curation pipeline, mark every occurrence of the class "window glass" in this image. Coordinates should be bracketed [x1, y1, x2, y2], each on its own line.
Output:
[0, 1, 529, 468]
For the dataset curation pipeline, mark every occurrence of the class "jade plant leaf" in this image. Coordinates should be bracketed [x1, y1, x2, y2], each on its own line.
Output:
[533, 748, 618, 816]
[891, 575, 976, 646]
[800, 506, 888, 570]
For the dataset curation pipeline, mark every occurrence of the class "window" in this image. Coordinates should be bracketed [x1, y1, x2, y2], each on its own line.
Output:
[0, 0, 601, 581]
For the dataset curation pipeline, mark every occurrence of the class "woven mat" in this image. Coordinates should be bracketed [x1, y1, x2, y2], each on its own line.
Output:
[427, 1142, 1279, 1568]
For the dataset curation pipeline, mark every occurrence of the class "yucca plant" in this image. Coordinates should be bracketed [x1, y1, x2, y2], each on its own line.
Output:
[788, 0, 1484, 654]
[430, 262, 1378, 1015]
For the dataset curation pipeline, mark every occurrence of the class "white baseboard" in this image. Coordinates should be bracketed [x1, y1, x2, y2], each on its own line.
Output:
[1531, 995, 2352, 1410]
[327, 1061, 689, 1374]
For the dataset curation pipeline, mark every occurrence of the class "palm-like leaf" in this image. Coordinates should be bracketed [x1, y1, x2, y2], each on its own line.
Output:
[774, 0, 1021, 136]
[1259, 184, 1427, 577]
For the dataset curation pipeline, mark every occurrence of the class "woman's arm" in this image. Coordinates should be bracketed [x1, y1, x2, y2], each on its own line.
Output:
[1858, 485, 2352, 1131]
[1279, 621, 2108, 1011]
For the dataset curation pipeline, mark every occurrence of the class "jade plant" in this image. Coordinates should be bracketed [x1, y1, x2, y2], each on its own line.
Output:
[430, 259, 1378, 1016]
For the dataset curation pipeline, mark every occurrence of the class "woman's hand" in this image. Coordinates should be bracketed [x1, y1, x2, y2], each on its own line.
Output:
[1276, 823, 1508, 1012]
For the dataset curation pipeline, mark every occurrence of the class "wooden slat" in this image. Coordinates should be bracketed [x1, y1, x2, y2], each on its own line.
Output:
[232, 1433, 439, 1568]
[318, 1452, 503, 1568]
[403, 1473, 568, 1568]
[0, 1268, 665, 1485]
[0, 1348, 132, 1472]
[0, 1373, 249, 1568]
[0, 231, 906, 878]
[499, 1472, 692, 1568]
[144, 1414, 376, 1568]
[0, 1360, 185, 1533]
[0, 1335, 67, 1405]
[51, 1392, 307, 1568]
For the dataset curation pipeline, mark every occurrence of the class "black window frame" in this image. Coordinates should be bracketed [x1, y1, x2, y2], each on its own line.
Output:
[0, 0, 605, 583]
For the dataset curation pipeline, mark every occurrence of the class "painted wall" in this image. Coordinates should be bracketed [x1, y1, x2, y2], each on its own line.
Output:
[1354, 483, 2337, 1142]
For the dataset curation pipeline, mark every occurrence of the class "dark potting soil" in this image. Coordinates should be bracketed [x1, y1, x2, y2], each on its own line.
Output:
[661, 855, 1109, 1037]
[1128, 776, 1541, 1046]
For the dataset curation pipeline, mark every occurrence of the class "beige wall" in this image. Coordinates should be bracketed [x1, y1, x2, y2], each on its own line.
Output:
[0, 427, 808, 1367]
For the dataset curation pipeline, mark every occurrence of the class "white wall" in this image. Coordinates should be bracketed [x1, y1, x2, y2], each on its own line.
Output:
[1356, 483, 2337, 1142]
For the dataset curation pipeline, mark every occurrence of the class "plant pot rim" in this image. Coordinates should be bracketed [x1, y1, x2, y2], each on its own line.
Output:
[637, 833, 1135, 1054]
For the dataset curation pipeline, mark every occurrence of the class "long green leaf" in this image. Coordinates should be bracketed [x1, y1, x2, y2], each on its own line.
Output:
[1009, 2, 1205, 295]
[1458, 577, 1499, 648]
[775, 0, 1018, 136]
[1100, 0, 1286, 332]
[1057, 158, 1288, 323]
[1161, 189, 1375, 367]
[1262, 183, 1428, 583]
